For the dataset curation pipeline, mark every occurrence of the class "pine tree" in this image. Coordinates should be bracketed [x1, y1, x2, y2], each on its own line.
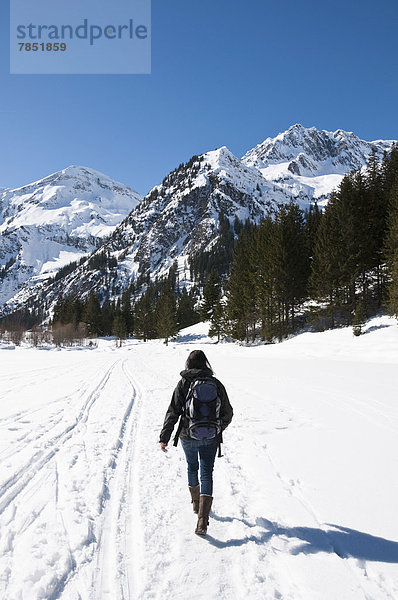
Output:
[208, 298, 225, 342]
[226, 228, 257, 342]
[365, 150, 387, 305]
[156, 286, 178, 345]
[134, 287, 156, 341]
[167, 261, 179, 292]
[272, 203, 309, 338]
[112, 313, 127, 347]
[309, 195, 344, 327]
[382, 144, 398, 196]
[176, 287, 199, 329]
[201, 270, 222, 322]
[385, 177, 398, 317]
[121, 289, 134, 335]
[253, 216, 276, 340]
[334, 173, 360, 310]
[52, 294, 64, 325]
[83, 293, 102, 336]
[304, 202, 322, 258]
[101, 299, 115, 336]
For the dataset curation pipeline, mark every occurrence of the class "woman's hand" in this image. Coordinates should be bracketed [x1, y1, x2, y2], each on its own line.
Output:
[160, 442, 168, 452]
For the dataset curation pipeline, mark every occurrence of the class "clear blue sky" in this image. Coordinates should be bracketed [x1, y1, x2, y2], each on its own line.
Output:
[1, 0, 398, 195]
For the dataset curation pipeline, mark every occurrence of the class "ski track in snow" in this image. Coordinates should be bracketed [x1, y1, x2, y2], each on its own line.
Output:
[1, 325, 398, 600]
[93, 358, 144, 600]
[0, 360, 119, 515]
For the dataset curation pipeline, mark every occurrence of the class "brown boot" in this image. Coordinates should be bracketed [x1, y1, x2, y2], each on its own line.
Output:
[189, 485, 200, 513]
[195, 494, 213, 535]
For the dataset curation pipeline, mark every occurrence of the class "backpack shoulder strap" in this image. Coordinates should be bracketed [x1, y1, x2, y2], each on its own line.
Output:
[173, 378, 192, 447]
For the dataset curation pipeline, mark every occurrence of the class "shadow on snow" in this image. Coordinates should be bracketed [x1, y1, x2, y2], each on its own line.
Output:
[364, 323, 391, 334]
[206, 515, 398, 563]
[174, 333, 211, 344]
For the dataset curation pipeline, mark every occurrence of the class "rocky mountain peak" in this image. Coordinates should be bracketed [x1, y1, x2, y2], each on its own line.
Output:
[0, 167, 142, 308]
[242, 125, 393, 177]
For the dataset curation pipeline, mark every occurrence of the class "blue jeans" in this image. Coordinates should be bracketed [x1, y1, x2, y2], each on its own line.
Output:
[180, 438, 218, 496]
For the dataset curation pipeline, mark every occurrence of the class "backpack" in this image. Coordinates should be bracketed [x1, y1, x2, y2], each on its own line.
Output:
[184, 377, 222, 440]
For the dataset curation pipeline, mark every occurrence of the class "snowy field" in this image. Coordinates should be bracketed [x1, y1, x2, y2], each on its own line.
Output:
[1, 317, 398, 600]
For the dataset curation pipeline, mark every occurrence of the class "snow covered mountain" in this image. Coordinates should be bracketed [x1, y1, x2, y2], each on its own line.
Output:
[106, 146, 293, 274]
[11, 146, 306, 308]
[0, 166, 142, 307]
[0, 125, 396, 316]
[242, 124, 393, 204]
[48, 128, 394, 302]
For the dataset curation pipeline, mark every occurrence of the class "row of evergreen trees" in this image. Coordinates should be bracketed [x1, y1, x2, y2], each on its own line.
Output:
[52, 263, 199, 345]
[310, 149, 398, 326]
[216, 146, 398, 341]
[227, 204, 318, 341]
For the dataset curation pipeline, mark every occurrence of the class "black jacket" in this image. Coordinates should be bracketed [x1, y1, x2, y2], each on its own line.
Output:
[159, 367, 233, 444]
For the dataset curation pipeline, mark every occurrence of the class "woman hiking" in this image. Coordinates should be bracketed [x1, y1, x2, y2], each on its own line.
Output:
[159, 349, 233, 535]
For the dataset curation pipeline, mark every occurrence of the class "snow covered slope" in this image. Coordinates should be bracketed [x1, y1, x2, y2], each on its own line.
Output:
[0, 166, 142, 307]
[242, 124, 394, 204]
[0, 316, 398, 599]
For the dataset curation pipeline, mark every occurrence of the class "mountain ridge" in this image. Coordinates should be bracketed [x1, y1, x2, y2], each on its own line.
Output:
[242, 123, 393, 202]
[0, 125, 396, 316]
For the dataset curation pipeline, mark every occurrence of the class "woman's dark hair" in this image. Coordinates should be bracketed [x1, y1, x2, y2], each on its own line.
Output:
[185, 350, 213, 373]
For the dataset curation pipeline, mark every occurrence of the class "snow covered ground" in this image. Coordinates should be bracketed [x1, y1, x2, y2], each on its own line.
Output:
[1, 316, 398, 600]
